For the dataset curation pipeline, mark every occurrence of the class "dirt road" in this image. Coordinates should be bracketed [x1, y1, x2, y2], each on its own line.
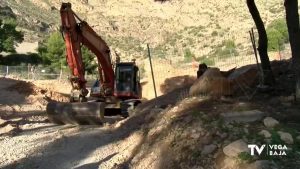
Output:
[0, 78, 142, 169]
[0, 124, 143, 169]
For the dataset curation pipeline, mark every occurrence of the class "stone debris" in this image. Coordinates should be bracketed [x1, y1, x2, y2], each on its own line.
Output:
[263, 117, 279, 128]
[259, 130, 271, 138]
[201, 144, 217, 155]
[221, 110, 266, 123]
[277, 131, 294, 144]
[223, 139, 249, 157]
[246, 160, 278, 169]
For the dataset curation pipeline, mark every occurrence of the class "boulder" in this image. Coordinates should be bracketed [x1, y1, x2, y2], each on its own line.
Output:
[263, 117, 279, 128]
[221, 110, 266, 123]
[201, 144, 217, 155]
[189, 68, 232, 97]
[277, 131, 294, 144]
[228, 65, 258, 90]
[259, 130, 271, 138]
[223, 139, 249, 157]
[217, 156, 239, 169]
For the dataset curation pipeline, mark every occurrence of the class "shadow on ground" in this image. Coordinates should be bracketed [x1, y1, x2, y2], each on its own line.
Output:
[0, 84, 190, 169]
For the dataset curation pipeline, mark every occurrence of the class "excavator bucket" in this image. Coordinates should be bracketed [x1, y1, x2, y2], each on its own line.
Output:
[46, 102, 105, 125]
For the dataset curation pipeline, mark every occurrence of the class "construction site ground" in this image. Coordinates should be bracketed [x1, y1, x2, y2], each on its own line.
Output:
[0, 60, 300, 169]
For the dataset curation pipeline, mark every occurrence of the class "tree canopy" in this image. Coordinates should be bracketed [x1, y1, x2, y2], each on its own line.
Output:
[0, 19, 24, 53]
[38, 32, 97, 73]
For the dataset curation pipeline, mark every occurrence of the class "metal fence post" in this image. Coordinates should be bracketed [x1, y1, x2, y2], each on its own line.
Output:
[6, 66, 8, 77]
[59, 67, 62, 82]
[147, 44, 157, 98]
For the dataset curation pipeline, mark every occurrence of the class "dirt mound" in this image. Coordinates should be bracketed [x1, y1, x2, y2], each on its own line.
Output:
[119, 60, 300, 169]
[7, 81, 38, 96]
[189, 68, 233, 97]
[6, 79, 69, 102]
[160, 75, 196, 94]
[228, 65, 258, 90]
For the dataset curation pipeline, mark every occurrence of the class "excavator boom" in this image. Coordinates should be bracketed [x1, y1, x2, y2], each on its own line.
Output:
[60, 3, 114, 99]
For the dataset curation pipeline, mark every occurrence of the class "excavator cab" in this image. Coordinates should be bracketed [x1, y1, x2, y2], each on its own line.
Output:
[114, 62, 141, 99]
[90, 62, 141, 100]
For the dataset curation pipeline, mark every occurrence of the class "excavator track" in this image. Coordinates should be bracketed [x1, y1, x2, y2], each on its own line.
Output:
[46, 102, 105, 125]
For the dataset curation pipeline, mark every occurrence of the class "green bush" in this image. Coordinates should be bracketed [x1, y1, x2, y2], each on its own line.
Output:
[152, 45, 167, 58]
[223, 39, 236, 49]
[211, 31, 218, 36]
[184, 48, 194, 62]
[238, 152, 254, 163]
[196, 56, 215, 66]
[210, 40, 238, 59]
[0, 53, 43, 65]
[266, 19, 289, 51]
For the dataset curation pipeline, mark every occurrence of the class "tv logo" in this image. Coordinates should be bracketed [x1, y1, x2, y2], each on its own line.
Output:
[248, 144, 266, 155]
[248, 144, 287, 156]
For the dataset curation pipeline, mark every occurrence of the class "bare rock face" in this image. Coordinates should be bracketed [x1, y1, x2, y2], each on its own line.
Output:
[223, 139, 249, 157]
[189, 68, 232, 97]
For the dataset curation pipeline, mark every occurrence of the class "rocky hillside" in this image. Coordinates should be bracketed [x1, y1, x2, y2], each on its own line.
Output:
[0, 0, 286, 60]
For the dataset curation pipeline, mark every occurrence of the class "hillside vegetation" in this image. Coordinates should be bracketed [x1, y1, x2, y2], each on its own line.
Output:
[0, 0, 287, 62]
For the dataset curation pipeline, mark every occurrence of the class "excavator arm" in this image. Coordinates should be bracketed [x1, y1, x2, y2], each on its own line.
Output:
[60, 3, 114, 100]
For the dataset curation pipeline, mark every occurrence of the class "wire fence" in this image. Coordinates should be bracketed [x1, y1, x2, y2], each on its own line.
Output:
[0, 65, 66, 80]
[0, 44, 292, 99]
[141, 46, 291, 98]
[0, 65, 99, 82]
[0, 48, 291, 81]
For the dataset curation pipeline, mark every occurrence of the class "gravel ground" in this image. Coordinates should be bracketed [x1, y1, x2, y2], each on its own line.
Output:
[0, 78, 142, 169]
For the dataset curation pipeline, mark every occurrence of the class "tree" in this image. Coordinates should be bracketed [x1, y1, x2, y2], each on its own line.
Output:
[246, 0, 275, 86]
[38, 32, 97, 73]
[81, 46, 98, 74]
[38, 32, 66, 68]
[0, 19, 24, 53]
[284, 0, 300, 99]
[266, 19, 289, 51]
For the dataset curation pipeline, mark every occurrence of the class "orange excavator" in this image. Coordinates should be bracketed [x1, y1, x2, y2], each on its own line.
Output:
[46, 3, 142, 124]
